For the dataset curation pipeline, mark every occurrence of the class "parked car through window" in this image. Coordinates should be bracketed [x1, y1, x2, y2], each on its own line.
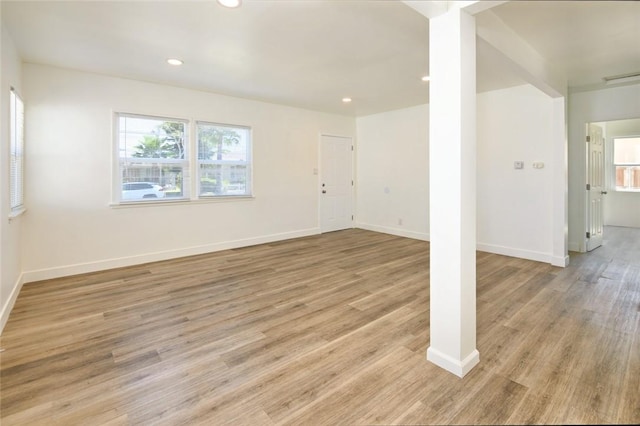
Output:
[122, 182, 165, 200]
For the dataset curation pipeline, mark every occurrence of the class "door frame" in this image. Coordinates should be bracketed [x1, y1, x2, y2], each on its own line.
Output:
[318, 133, 355, 233]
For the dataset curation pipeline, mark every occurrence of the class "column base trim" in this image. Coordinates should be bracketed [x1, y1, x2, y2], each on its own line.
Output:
[427, 347, 480, 378]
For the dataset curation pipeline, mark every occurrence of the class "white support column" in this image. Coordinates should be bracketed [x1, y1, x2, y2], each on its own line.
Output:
[551, 97, 569, 267]
[426, 6, 479, 378]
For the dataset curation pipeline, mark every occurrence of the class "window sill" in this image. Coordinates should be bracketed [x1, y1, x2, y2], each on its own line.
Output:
[8, 207, 26, 221]
[109, 195, 255, 208]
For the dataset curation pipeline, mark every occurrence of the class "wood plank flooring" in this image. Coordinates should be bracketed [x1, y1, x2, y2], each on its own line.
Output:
[1, 226, 639, 425]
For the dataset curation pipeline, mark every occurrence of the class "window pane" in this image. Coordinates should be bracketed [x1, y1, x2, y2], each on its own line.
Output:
[119, 115, 186, 160]
[614, 137, 640, 191]
[613, 137, 640, 165]
[197, 123, 249, 161]
[117, 114, 188, 203]
[10, 90, 25, 211]
[616, 166, 626, 188]
[197, 122, 251, 198]
[121, 163, 186, 200]
[199, 164, 249, 196]
[615, 165, 640, 191]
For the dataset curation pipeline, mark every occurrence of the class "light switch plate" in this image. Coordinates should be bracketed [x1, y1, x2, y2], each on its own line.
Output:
[514, 161, 524, 169]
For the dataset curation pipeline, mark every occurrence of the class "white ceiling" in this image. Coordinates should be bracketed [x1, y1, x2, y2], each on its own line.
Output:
[491, 0, 640, 89]
[2, 1, 639, 116]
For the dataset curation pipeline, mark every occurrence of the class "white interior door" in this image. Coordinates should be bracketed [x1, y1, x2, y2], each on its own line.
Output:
[320, 135, 353, 233]
[587, 123, 605, 251]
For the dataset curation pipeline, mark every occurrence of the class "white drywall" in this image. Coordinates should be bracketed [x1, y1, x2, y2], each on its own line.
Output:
[477, 84, 555, 262]
[0, 23, 24, 332]
[356, 84, 560, 264]
[20, 64, 355, 282]
[355, 104, 429, 240]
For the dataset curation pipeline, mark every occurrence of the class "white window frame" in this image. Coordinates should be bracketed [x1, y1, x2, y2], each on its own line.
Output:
[114, 113, 190, 204]
[10, 88, 25, 217]
[113, 113, 253, 206]
[612, 136, 640, 192]
[196, 121, 252, 198]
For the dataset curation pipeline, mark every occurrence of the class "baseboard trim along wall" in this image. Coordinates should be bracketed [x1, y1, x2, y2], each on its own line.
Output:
[356, 224, 563, 267]
[476, 242, 556, 265]
[19, 227, 566, 285]
[355, 222, 430, 242]
[426, 347, 480, 378]
[21, 228, 320, 284]
[1, 273, 25, 335]
[553, 255, 571, 268]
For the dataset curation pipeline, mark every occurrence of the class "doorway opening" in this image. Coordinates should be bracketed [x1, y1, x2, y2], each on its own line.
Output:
[586, 118, 640, 251]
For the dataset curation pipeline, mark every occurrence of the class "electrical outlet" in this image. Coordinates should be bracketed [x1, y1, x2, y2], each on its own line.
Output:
[398, 218, 403, 226]
[533, 162, 545, 169]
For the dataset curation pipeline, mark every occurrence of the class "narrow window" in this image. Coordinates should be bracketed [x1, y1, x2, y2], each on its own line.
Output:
[613, 137, 640, 191]
[196, 122, 252, 197]
[10, 88, 25, 215]
[116, 114, 189, 202]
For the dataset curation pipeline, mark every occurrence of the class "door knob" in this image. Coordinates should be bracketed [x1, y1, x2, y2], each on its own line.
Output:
[601, 191, 608, 195]
[322, 190, 326, 194]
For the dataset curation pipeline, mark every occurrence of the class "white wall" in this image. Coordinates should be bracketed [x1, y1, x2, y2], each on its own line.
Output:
[356, 84, 560, 264]
[568, 84, 640, 251]
[355, 104, 429, 240]
[477, 84, 556, 263]
[21, 64, 355, 282]
[0, 22, 24, 331]
[4, 67, 566, 330]
[601, 118, 640, 228]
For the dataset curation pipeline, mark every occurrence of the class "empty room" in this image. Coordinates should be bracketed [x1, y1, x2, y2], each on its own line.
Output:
[1, 1, 639, 424]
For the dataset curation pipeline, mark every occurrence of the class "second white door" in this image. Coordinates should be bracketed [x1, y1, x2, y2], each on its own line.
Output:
[587, 123, 605, 251]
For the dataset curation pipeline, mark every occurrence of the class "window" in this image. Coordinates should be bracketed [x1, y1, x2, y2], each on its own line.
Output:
[613, 137, 640, 191]
[114, 114, 252, 204]
[197, 122, 252, 197]
[10, 88, 25, 215]
[117, 114, 189, 202]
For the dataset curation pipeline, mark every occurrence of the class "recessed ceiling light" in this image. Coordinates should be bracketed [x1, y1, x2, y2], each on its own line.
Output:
[167, 58, 183, 66]
[421, 75, 430, 82]
[217, 0, 241, 8]
[342, 97, 352, 103]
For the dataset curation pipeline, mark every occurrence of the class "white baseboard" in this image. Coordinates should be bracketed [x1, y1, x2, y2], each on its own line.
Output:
[1, 273, 24, 335]
[476, 242, 554, 265]
[551, 254, 570, 267]
[427, 347, 480, 378]
[355, 222, 429, 241]
[22, 228, 320, 284]
[356, 225, 565, 266]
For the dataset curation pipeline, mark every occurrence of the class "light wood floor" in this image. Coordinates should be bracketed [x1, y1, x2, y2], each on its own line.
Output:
[1, 227, 639, 425]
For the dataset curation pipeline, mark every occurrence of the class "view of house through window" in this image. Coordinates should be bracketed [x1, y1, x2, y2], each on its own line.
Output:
[613, 136, 640, 191]
[116, 113, 252, 203]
